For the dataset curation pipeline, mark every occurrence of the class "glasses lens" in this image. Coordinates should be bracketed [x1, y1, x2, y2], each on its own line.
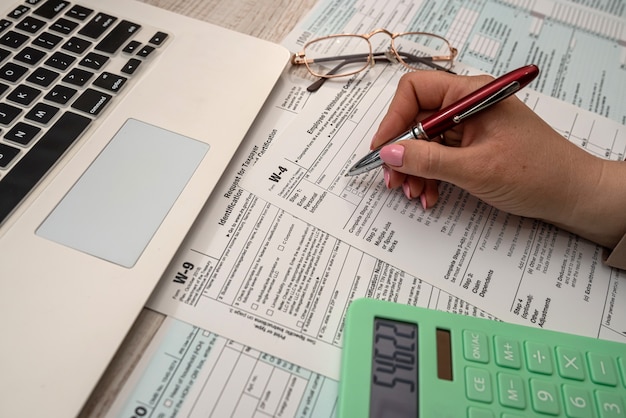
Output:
[303, 35, 371, 77]
[393, 33, 455, 71]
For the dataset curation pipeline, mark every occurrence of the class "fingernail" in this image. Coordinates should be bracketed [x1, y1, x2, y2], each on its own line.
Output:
[370, 132, 379, 148]
[383, 166, 390, 188]
[420, 193, 428, 209]
[379, 144, 404, 167]
[402, 181, 412, 200]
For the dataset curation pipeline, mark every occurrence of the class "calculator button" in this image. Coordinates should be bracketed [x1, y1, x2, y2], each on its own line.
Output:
[463, 330, 489, 363]
[467, 406, 494, 418]
[562, 385, 593, 418]
[595, 390, 626, 418]
[525, 341, 554, 375]
[529, 379, 560, 415]
[497, 372, 526, 409]
[494, 336, 521, 369]
[588, 352, 619, 386]
[556, 347, 585, 380]
[465, 367, 492, 403]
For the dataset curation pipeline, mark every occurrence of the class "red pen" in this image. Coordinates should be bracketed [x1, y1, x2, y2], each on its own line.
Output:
[346, 64, 540, 176]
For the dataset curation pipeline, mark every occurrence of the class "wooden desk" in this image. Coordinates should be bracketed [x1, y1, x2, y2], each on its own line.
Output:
[79, 0, 315, 416]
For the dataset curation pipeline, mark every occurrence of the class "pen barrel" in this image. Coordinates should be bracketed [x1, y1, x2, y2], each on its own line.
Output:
[420, 64, 539, 138]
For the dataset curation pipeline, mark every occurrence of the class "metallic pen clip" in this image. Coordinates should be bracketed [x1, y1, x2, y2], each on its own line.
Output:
[452, 81, 521, 123]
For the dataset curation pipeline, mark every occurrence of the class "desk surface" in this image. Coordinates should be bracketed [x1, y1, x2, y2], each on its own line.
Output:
[79, 0, 315, 416]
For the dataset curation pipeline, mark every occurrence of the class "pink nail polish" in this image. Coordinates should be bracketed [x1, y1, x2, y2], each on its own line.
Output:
[379, 144, 404, 167]
[420, 193, 428, 209]
[383, 166, 390, 188]
[402, 181, 412, 200]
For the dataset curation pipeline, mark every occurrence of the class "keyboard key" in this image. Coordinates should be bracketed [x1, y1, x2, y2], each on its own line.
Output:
[0, 103, 22, 125]
[528, 379, 559, 415]
[44, 51, 75, 70]
[65, 5, 93, 21]
[0, 30, 29, 49]
[50, 17, 78, 35]
[44, 84, 76, 104]
[96, 20, 141, 54]
[7, 84, 41, 106]
[0, 20, 11, 34]
[121, 58, 141, 75]
[465, 367, 492, 403]
[93, 72, 127, 92]
[8, 6, 31, 20]
[61, 36, 92, 55]
[497, 373, 526, 409]
[149, 31, 168, 46]
[15, 46, 47, 65]
[26, 66, 59, 87]
[0, 82, 8, 96]
[62, 67, 93, 86]
[0, 111, 91, 224]
[4, 121, 41, 145]
[588, 352, 619, 386]
[467, 407, 494, 418]
[79, 52, 108, 70]
[32, 31, 62, 49]
[16, 16, 46, 33]
[556, 347, 585, 380]
[34, 0, 70, 19]
[524, 341, 554, 375]
[0, 47, 11, 62]
[494, 336, 521, 369]
[463, 330, 489, 363]
[122, 40, 141, 54]
[71, 88, 112, 116]
[78, 13, 116, 39]
[0, 143, 20, 168]
[26, 102, 59, 124]
[595, 390, 625, 418]
[562, 385, 593, 418]
[0, 62, 29, 82]
[136, 45, 155, 58]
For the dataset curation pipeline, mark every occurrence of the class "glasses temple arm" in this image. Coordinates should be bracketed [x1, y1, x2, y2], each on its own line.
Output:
[306, 51, 455, 92]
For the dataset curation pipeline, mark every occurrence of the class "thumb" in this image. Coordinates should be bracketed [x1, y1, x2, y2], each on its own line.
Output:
[380, 140, 478, 188]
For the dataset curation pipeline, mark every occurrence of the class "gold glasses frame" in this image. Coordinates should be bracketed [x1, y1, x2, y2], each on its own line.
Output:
[291, 28, 458, 92]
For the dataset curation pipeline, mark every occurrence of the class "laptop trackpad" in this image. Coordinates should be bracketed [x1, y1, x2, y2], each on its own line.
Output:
[37, 119, 209, 268]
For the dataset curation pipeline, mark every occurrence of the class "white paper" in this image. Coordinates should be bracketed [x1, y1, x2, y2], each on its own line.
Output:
[281, 0, 626, 124]
[106, 317, 338, 418]
[242, 59, 626, 341]
[139, 0, 626, 408]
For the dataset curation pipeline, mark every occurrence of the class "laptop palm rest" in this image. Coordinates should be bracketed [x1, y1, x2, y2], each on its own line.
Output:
[37, 118, 209, 268]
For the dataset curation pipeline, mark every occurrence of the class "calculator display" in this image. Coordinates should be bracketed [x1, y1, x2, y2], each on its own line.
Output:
[370, 317, 418, 418]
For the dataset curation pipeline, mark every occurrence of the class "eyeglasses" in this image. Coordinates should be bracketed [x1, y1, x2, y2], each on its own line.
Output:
[291, 28, 458, 92]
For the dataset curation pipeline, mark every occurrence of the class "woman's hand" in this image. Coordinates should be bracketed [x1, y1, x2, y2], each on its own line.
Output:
[372, 70, 626, 248]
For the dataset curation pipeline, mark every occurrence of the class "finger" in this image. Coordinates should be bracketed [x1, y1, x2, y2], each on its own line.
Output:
[371, 71, 494, 150]
[420, 179, 440, 209]
[380, 140, 481, 189]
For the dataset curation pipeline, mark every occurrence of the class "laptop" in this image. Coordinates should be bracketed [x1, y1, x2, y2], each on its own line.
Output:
[0, 0, 288, 416]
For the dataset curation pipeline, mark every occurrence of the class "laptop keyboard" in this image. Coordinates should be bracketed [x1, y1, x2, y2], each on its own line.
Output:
[0, 0, 169, 224]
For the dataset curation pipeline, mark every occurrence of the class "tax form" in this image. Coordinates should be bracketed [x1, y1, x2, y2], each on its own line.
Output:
[106, 317, 339, 418]
[242, 58, 626, 337]
[147, 68, 499, 381]
[133, 0, 626, 413]
[283, 0, 626, 124]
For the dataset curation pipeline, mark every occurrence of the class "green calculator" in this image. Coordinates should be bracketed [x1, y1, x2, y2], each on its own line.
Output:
[338, 298, 626, 418]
